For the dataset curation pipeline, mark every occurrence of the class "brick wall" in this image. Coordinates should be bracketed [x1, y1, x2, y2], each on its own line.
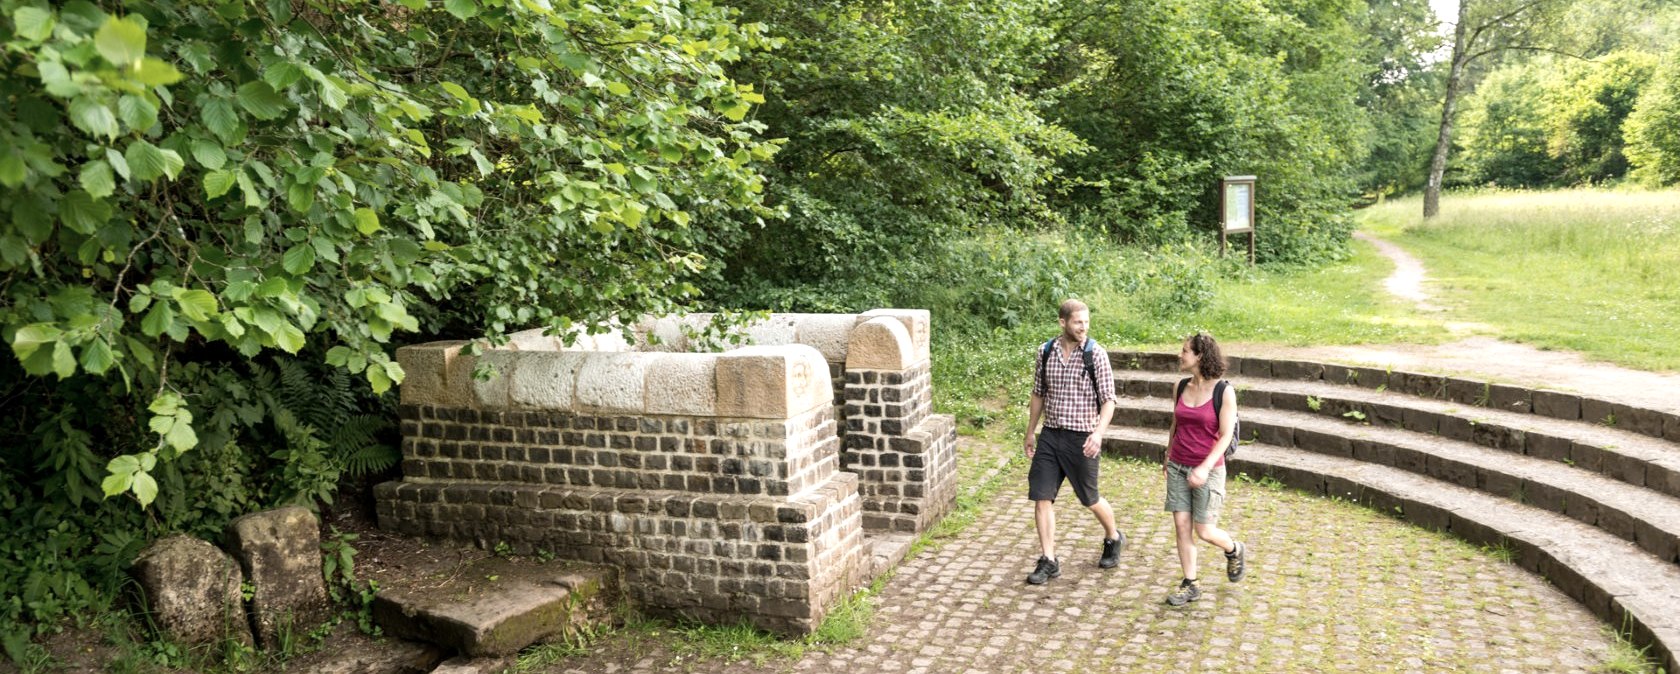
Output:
[376, 403, 862, 634]
[841, 364, 960, 533]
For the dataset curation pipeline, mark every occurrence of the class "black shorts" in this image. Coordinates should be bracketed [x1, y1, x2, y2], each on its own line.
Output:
[1028, 427, 1101, 506]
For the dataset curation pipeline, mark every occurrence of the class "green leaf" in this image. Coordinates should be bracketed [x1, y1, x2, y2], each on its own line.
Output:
[69, 98, 119, 139]
[318, 78, 348, 110]
[134, 58, 183, 86]
[94, 16, 148, 68]
[274, 322, 306, 353]
[60, 190, 111, 234]
[163, 419, 195, 452]
[282, 244, 315, 274]
[140, 302, 175, 337]
[444, 0, 479, 19]
[148, 393, 181, 416]
[606, 81, 631, 96]
[125, 140, 184, 182]
[264, 61, 305, 90]
[190, 139, 227, 170]
[52, 340, 76, 379]
[102, 473, 134, 498]
[0, 153, 25, 188]
[205, 170, 236, 199]
[354, 207, 381, 235]
[367, 364, 391, 393]
[236, 81, 288, 121]
[80, 339, 115, 375]
[118, 95, 158, 132]
[202, 99, 240, 143]
[286, 181, 314, 213]
[132, 472, 158, 507]
[12, 7, 55, 41]
[174, 289, 218, 321]
[79, 161, 116, 199]
[11, 323, 61, 360]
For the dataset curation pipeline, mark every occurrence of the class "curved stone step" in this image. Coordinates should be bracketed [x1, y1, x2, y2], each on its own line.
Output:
[1112, 396, 1680, 565]
[1112, 368, 1680, 500]
[1109, 350, 1680, 441]
[1101, 428, 1680, 673]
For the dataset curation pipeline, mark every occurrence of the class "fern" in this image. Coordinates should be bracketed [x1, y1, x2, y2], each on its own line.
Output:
[332, 415, 398, 478]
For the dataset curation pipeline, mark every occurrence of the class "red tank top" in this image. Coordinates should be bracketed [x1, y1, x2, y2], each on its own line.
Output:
[1169, 392, 1225, 467]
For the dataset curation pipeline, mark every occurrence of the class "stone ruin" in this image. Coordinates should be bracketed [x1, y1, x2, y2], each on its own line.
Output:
[374, 309, 959, 634]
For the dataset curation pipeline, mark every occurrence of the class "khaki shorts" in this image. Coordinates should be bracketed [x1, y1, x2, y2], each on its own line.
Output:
[1164, 461, 1225, 524]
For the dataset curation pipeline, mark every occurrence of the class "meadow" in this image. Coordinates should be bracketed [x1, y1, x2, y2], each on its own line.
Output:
[1359, 188, 1680, 371]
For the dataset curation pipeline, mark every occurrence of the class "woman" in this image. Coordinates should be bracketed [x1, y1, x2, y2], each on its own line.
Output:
[1163, 332, 1247, 605]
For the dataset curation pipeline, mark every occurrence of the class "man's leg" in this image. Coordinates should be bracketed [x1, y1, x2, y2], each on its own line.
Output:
[1036, 499, 1057, 560]
[1087, 497, 1118, 540]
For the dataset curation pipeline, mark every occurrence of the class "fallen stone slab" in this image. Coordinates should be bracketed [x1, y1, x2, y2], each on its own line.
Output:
[865, 532, 915, 580]
[226, 506, 332, 648]
[372, 558, 612, 658]
[291, 637, 448, 674]
[429, 655, 515, 674]
[130, 535, 252, 647]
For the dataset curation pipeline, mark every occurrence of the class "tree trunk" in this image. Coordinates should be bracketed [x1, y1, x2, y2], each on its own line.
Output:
[1424, 2, 1473, 218]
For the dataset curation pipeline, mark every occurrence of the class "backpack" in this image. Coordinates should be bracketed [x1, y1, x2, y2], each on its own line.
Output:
[1038, 337, 1102, 407]
[1176, 378, 1240, 459]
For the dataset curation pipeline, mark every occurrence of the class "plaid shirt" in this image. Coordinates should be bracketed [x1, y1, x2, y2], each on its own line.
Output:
[1033, 339, 1116, 433]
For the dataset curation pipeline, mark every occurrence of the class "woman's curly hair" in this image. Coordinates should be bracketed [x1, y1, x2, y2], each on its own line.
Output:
[1188, 332, 1226, 380]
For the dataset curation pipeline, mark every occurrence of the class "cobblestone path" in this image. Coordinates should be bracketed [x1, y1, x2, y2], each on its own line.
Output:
[536, 454, 1628, 673]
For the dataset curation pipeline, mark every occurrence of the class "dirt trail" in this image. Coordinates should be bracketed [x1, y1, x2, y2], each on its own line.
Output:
[1252, 233, 1680, 413]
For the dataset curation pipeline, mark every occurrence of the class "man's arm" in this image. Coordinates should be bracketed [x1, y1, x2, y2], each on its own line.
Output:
[1082, 399, 1113, 458]
[1024, 393, 1044, 457]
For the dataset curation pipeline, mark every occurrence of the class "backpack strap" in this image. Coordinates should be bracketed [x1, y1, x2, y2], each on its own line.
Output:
[1175, 377, 1190, 405]
[1080, 337, 1101, 406]
[1212, 380, 1227, 417]
[1036, 339, 1056, 395]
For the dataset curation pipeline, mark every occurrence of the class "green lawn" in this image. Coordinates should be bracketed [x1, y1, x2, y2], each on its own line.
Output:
[1359, 188, 1680, 371]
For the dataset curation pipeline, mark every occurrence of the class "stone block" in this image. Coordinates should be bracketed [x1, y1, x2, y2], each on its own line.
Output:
[1581, 397, 1617, 426]
[633, 315, 690, 352]
[1618, 405, 1667, 438]
[1444, 378, 1486, 407]
[742, 314, 800, 347]
[374, 564, 612, 657]
[1569, 441, 1605, 473]
[1603, 451, 1647, 488]
[1487, 384, 1531, 413]
[572, 327, 633, 352]
[1239, 358, 1271, 378]
[1532, 390, 1582, 420]
[1269, 359, 1323, 381]
[1322, 364, 1357, 386]
[1350, 367, 1390, 390]
[509, 351, 588, 409]
[1437, 416, 1473, 442]
[1650, 460, 1680, 499]
[794, 314, 859, 363]
[575, 352, 650, 414]
[302, 639, 447, 674]
[644, 353, 718, 416]
[430, 656, 515, 674]
[861, 309, 931, 364]
[1294, 428, 1351, 457]
[397, 341, 468, 407]
[130, 535, 252, 647]
[504, 328, 560, 352]
[226, 507, 331, 648]
[845, 317, 916, 371]
[718, 345, 832, 419]
[1526, 433, 1572, 462]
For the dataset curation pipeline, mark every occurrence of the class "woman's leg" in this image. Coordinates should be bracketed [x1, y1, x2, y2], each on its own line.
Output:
[1173, 511, 1198, 579]
[1194, 522, 1235, 554]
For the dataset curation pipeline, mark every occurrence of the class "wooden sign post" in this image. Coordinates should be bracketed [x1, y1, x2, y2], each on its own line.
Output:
[1219, 175, 1256, 265]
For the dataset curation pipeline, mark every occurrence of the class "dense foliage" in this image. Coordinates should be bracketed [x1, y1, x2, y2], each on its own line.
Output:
[1433, 0, 1680, 189]
[1, 0, 777, 645]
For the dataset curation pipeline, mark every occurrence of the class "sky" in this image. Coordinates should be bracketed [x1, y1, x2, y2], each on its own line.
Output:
[1431, 0, 1458, 26]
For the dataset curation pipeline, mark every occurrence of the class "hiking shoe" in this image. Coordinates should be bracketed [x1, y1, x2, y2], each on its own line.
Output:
[1165, 578, 1202, 606]
[1099, 533, 1125, 569]
[1026, 556, 1060, 585]
[1226, 541, 1247, 582]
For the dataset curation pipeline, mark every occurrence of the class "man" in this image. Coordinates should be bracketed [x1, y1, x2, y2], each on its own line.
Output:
[1023, 299, 1123, 585]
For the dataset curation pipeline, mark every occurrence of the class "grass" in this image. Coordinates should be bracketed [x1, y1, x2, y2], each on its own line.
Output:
[1095, 239, 1451, 351]
[1359, 187, 1680, 371]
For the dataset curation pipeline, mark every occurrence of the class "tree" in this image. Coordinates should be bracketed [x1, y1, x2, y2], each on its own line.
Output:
[1422, 0, 1573, 217]
[1624, 47, 1680, 185]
